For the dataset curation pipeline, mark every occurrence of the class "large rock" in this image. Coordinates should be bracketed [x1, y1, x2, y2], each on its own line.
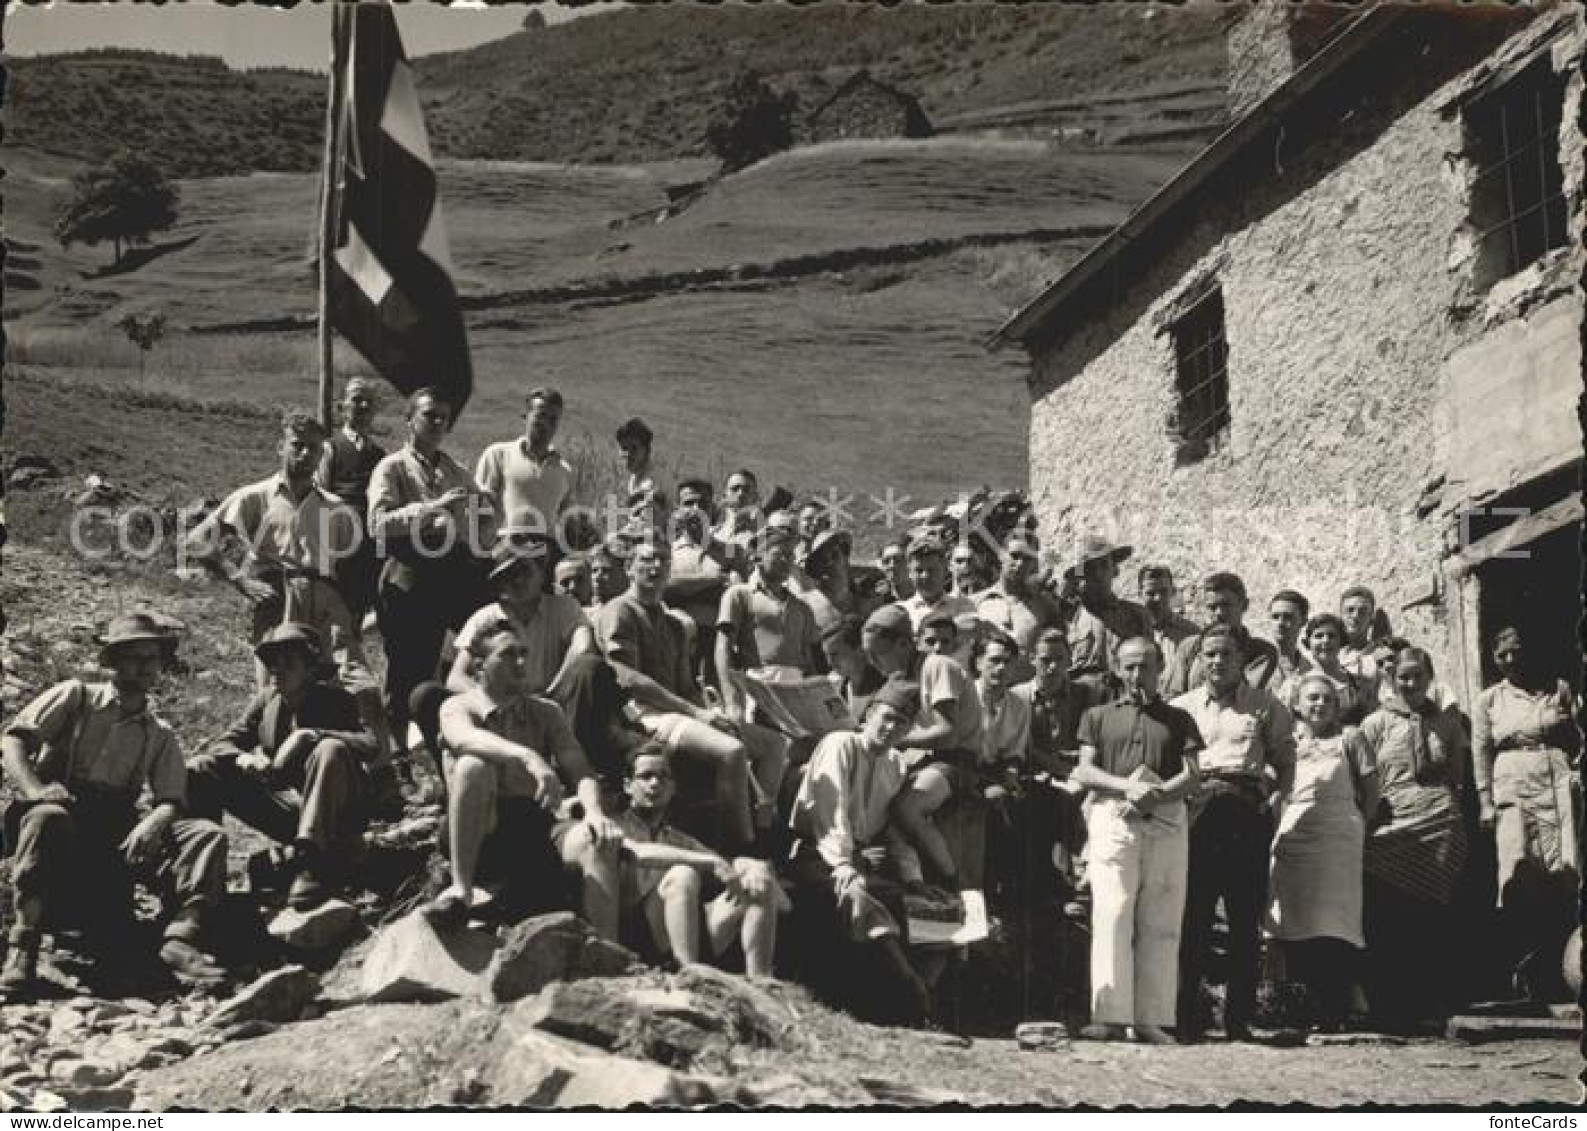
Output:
[205, 966, 321, 1029]
[487, 912, 641, 1004]
[268, 900, 361, 952]
[487, 1028, 722, 1108]
[359, 911, 498, 1003]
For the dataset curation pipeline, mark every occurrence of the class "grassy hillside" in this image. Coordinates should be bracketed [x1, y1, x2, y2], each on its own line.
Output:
[4, 5, 1230, 175]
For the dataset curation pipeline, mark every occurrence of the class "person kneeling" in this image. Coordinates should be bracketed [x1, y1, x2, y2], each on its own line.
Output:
[187, 623, 380, 910]
[616, 744, 783, 977]
[427, 622, 622, 932]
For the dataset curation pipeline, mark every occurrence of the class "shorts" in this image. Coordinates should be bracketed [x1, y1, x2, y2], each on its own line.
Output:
[475, 796, 577, 916]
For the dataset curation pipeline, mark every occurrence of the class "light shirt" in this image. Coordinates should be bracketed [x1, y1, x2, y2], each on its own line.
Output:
[1170, 681, 1295, 781]
[367, 444, 493, 547]
[978, 684, 1032, 766]
[438, 686, 584, 799]
[452, 596, 589, 694]
[599, 592, 697, 705]
[189, 473, 360, 578]
[717, 571, 822, 673]
[616, 809, 712, 900]
[909, 651, 984, 755]
[791, 730, 909, 869]
[474, 439, 577, 534]
[4, 680, 185, 805]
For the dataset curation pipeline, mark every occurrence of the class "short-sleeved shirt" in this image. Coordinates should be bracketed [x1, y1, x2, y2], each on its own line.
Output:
[1077, 696, 1204, 782]
[3, 680, 185, 805]
[616, 808, 712, 900]
[909, 651, 984, 755]
[599, 592, 697, 703]
[189, 473, 362, 578]
[1067, 595, 1154, 677]
[1170, 682, 1295, 781]
[1015, 679, 1098, 776]
[976, 585, 1061, 682]
[717, 572, 822, 673]
[474, 440, 577, 535]
[453, 597, 589, 693]
[437, 686, 585, 799]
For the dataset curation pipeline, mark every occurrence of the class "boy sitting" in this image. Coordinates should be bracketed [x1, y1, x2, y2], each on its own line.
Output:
[615, 743, 784, 977]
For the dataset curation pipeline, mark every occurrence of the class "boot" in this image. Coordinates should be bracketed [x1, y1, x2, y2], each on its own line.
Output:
[0, 930, 41, 997]
[160, 906, 225, 987]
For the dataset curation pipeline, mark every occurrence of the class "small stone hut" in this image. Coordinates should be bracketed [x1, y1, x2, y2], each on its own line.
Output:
[805, 71, 934, 144]
[990, 3, 1584, 703]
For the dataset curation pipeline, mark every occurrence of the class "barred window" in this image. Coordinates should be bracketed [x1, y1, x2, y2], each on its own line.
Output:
[1465, 59, 1567, 288]
[1170, 287, 1230, 465]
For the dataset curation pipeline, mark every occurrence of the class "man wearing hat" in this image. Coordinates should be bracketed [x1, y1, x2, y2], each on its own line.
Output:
[474, 387, 579, 540]
[897, 534, 978, 670]
[1065, 535, 1154, 696]
[317, 377, 388, 627]
[423, 535, 635, 797]
[976, 534, 1062, 685]
[186, 623, 380, 910]
[860, 604, 984, 891]
[1, 614, 228, 994]
[714, 519, 825, 724]
[184, 409, 395, 773]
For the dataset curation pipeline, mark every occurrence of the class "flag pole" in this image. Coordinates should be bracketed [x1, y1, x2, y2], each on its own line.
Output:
[317, 3, 348, 431]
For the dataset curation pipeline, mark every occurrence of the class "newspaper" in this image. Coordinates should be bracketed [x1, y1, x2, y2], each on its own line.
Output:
[736, 668, 857, 739]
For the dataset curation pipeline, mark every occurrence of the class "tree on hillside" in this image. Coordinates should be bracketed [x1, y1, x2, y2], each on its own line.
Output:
[54, 150, 180, 266]
[705, 71, 799, 173]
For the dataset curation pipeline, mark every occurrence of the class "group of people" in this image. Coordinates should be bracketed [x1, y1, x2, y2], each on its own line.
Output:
[1, 378, 1578, 1046]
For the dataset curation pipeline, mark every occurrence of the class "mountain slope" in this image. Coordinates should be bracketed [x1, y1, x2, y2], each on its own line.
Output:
[4, 5, 1231, 175]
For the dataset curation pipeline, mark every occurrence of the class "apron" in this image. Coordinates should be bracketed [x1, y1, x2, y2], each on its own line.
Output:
[1268, 733, 1365, 946]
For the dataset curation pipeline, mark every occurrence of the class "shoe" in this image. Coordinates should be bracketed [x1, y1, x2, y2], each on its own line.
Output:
[1078, 1022, 1127, 1041]
[0, 932, 41, 998]
[421, 889, 471, 932]
[158, 938, 225, 988]
[1132, 1025, 1175, 1045]
[287, 866, 329, 911]
[1225, 1021, 1254, 1043]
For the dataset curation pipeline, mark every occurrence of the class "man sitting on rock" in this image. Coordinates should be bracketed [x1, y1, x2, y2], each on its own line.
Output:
[615, 744, 783, 978]
[428, 622, 624, 935]
[186, 622, 380, 911]
[0, 614, 228, 995]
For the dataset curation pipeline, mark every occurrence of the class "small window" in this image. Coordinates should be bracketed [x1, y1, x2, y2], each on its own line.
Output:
[1170, 287, 1230, 464]
[1465, 59, 1568, 288]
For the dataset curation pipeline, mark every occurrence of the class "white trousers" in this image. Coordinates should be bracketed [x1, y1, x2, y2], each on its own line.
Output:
[1087, 798, 1189, 1028]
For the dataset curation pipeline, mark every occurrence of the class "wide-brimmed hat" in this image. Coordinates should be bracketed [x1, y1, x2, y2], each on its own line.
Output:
[254, 622, 324, 668]
[1067, 534, 1133, 577]
[98, 613, 179, 665]
[801, 529, 852, 570]
[488, 534, 551, 583]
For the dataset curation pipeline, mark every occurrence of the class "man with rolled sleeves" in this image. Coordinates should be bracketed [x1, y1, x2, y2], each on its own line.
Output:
[1074, 636, 1204, 1044]
[1170, 624, 1296, 1042]
[1065, 535, 1154, 696]
[186, 623, 380, 910]
[474, 387, 578, 539]
[0, 615, 228, 994]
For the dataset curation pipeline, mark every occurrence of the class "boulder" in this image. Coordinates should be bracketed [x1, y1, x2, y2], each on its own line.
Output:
[487, 1027, 719, 1108]
[204, 966, 320, 1029]
[267, 900, 361, 952]
[359, 911, 497, 1003]
[487, 911, 641, 1004]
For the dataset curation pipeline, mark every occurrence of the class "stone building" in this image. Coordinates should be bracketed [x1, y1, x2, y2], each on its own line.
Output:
[990, 4, 1584, 703]
[805, 71, 934, 144]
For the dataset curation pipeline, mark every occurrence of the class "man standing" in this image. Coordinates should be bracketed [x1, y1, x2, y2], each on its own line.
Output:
[367, 387, 495, 738]
[1166, 573, 1281, 697]
[714, 468, 761, 557]
[187, 623, 379, 910]
[715, 521, 825, 721]
[1338, 586, 1381, 686]
[1074, 637, 1203, 1044]
[1137, 565, 1201, 699]
[474, 388, 578, 540]
[1, 615, 228, 993]
[617, 417, 671, 533]
[898, 535, 977, 669]
[948, 542, 986, 600]
[877, 535, 914, 602]
[976, 534, 1062, 685]
[1170, 625, 1295, 1042]
[1065, 536, 1153, 695]
[317, 377, 387, 627]
[1268, 589, 1313, 688]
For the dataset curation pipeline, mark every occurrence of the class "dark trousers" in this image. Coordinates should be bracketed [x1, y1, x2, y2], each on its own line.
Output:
[186, 739, 369, 850]
[377, 554, 487, 732]
[1283, 938, 1357, 1030]
[1178, 788, 1273, 1033]
[5, 797, 227, 939]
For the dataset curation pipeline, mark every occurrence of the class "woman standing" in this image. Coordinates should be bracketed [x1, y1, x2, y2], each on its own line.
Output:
[1472, 626, 1581, 1000]
[1359, 648, 1469, 1025]
[1267, 673, 1379, 1031]
[1283, 614, 1377, 727]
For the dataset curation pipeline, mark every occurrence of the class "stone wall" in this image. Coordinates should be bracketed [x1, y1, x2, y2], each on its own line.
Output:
[806, 82, 932, 143]
[1025, 12, 1584, 679]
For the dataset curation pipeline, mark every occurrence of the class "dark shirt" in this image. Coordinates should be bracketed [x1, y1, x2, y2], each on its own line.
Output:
[321, 431, 387, 520]
[1015, 679, 1097, 778]
[1077, 696, 1205, 781]
[1168, 625, 1281, 698]
[210, 681, 378, 763]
